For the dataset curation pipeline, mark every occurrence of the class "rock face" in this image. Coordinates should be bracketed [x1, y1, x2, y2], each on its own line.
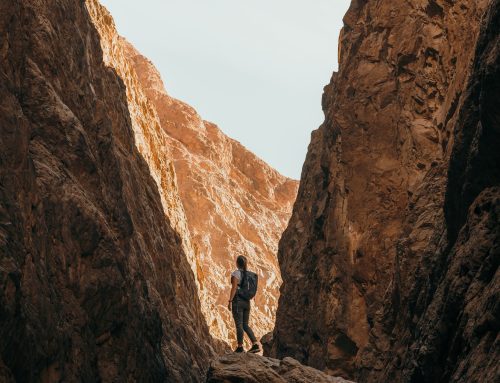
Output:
[84, 0, 199, 277]
[268, 0, 499, 382]
[0, 0, 218, 381]
[362, 2, 500, 381]
[206, 353, 354, 383]
[120, 37, 298, 344]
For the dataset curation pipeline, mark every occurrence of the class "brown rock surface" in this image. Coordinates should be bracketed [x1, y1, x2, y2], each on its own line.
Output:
[361, 1, 500, 381]
[84, 0, 199, 275]
[206, 353, 354, 383]
[120, 38, 299, 344]
[268, 0, 498, 382]
[0, 0, 218, 381]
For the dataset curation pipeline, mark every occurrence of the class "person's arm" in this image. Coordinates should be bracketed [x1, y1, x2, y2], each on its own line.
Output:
[227, 275, 239, 310]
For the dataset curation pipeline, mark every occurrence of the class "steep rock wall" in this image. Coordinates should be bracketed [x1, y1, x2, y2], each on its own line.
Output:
[84, 0, 199, 282]
[361, 1, 500, 381]
[121, 40, 299, 345]
[0, 0, 217, 381]
[268, 0, 496, 381]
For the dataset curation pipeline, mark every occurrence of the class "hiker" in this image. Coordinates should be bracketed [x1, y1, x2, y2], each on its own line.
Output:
[227, 255, 260, 353]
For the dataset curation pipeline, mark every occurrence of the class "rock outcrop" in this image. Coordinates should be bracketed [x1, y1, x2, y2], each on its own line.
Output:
[206, 353, 354, 383]
[268, 0, 499, 382]
[0, 0, 218, 381]
[119, 36, 298, 344]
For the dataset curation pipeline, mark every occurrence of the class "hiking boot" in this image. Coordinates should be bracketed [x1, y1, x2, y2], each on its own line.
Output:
[234, 346, 244, 353]
[248, 344, 260, 353]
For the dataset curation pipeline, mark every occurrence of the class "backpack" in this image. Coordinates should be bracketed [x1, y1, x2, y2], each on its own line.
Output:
[237, 270, 258, 301]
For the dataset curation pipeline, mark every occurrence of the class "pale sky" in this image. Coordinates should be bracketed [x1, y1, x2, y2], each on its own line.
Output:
[99, 0, 351, 179]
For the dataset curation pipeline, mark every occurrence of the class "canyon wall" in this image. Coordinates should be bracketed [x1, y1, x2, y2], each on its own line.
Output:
[87, 0, 298, 346]
[85, 0, 199, 280]
[268, 0, 498, 382]
[0, 0, 218, 381]
[120, 40, 298, 345]
[362, 1, 500, 381]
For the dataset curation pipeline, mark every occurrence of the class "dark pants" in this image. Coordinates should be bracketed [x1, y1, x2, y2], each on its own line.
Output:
[232, 297, 257, 345]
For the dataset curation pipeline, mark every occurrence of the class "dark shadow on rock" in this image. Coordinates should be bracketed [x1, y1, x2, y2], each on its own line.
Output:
[0, 1, 223, 381]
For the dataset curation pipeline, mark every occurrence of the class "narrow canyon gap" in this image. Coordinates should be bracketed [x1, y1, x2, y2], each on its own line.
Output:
[1, 0, 498, 382]
[85, 0, 298, 345]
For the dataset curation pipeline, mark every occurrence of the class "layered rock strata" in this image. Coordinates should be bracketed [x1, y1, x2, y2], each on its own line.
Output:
[206, 353, 354, 383]
[0, 0, 217, 381]
[120, 36, 298, 344]
[268, 0, 498, 382]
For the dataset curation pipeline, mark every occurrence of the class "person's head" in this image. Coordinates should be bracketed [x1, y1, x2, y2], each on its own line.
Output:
[236, 255, 247, 271]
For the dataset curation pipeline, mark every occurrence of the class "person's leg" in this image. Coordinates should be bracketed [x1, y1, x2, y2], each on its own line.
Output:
[231, 299, 244, 347]
[242, 300, 257, 343]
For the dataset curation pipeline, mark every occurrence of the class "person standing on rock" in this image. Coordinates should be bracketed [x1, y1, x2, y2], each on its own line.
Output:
[228, 255, 261, 353]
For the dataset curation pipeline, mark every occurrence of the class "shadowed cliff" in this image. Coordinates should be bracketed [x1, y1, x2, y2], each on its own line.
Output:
[267, 0, 499, 382]
[0, 0, 218, 381]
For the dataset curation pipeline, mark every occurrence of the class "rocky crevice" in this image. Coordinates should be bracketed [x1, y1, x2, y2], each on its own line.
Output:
[119, 40, 298, 344]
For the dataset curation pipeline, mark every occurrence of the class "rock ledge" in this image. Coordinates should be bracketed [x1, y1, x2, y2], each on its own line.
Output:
[206, 353, 354, 383]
